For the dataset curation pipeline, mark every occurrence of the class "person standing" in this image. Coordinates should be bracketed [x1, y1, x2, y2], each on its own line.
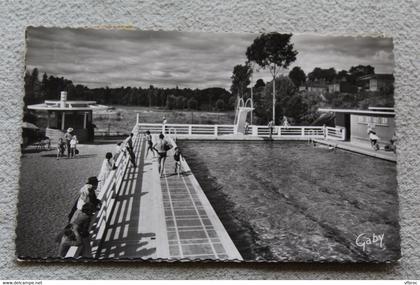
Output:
[124, 133, 137, 168]
[267, 120, 274, 139]
[173, 147, 183, 176]
[244, 121, 249, 135]
[56, 138, 66, 160]
[64, 128, 73, 158]
[153, 133, 172, 178]
[282, 115, 290, 127]
[162, 116, 167, 134]
[98, 152, 115, 192]
[69, 135, 78, 158]
[68, 177, 100, 221]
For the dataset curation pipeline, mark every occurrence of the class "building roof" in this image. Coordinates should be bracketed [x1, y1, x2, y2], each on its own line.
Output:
[368, 106, 394, 111]
[304, 82, 328, 88]
[27, 100, 109, 111]
[318, 108, 395, 116]
[358, 74, 394, 81]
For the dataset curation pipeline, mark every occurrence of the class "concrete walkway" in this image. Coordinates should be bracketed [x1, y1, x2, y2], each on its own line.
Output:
[97, 134, 242, 260]
[313, 139, 396, 162]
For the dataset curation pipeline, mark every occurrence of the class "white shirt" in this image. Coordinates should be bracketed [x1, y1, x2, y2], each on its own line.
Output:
[98, 158, 114, 183]
[70, 139, 77, 148]
[76, 184, 92, 210]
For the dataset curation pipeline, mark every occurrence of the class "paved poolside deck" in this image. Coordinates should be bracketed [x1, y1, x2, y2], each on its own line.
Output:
[96, 134, 242, 260]
[313, 139, 396, 162]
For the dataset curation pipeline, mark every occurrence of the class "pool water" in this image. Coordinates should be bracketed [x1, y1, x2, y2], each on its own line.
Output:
[178, 141, 400, 262]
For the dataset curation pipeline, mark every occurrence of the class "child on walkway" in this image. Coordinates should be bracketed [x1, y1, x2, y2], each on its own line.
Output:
[145, 130, 155, 159]
[173, 147, 183, 176]
[70, 135, 78, 158]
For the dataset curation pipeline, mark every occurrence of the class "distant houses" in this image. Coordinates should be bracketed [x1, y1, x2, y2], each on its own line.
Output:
[357, 74, 394, 92]
[299, 82, 328, 95]
[327, 81, 358, 94]
[298, 73, 393, 95]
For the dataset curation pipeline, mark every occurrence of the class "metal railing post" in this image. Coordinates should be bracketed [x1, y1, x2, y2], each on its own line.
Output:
[252, 126, 258, 136]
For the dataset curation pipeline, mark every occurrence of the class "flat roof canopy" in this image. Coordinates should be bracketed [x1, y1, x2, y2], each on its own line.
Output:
[318, 108, 395, 116]
[28, 100, 109, 111]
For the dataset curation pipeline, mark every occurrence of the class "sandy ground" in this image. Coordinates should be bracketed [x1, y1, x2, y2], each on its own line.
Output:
[16, 141, 116, 258]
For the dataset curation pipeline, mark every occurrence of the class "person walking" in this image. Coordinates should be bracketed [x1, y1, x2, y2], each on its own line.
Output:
[64, 128, 73, 158]
[145, 130, 155, 159]
[98, 152, 115, 192]
[69, 135, 78, 158]
[153, 133, 173, 178]
[124, 133, 137, 168]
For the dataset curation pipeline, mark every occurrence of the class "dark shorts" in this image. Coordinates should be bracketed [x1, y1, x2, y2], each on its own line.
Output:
[148, 141, 153, 148]
[158, 152, 167, 158]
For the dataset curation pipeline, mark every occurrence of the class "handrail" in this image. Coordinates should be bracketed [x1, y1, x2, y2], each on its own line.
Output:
[137, 123, 333, 139]
[65, 124, 140, 258]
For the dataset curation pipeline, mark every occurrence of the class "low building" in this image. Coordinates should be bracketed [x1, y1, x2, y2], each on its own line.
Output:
[300, 82, 329, 95]
[318, 107, 395, 145]
[327, 81, 358, 93]
[358, 74, 394, 92]
[27, 91, 108, 143]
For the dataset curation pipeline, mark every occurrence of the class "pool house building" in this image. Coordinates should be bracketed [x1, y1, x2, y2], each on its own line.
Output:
[27, 91, 108, 143]
[318, 107, 396, 145]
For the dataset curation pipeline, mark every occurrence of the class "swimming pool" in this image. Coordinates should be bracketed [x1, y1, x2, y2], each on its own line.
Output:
[177, 140, 400, 262]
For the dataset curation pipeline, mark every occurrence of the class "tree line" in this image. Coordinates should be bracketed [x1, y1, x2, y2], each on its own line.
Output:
[24, 69, 235, 112]
[288, 64, 376, 87]
[230, 32, 394, 126]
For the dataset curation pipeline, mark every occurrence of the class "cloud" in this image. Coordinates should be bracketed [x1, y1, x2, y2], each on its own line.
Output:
[25, 28, 394, 89]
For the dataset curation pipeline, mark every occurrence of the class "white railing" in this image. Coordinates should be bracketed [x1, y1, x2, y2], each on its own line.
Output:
[137, 123, 328, 139]
[138, 123, 235, 136]
[325, 126, 346, 141]
[65, 124, 140, 258]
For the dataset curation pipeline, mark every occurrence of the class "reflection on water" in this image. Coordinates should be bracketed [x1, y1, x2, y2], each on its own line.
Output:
[178, 141, 400, 262]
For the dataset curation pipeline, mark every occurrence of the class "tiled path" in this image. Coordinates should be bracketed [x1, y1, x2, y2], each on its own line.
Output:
[97, 134, 242, 260]
[160, 151, 239, 259]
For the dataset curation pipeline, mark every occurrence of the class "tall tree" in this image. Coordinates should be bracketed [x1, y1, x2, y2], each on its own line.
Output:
[246, 33, 298, 123]
[348, 65, 375, 84]
[307, 67, 337, 83]
[230, 63, 253, 100]
[288, 66, 306, 87]
[254, 79, 265, 89]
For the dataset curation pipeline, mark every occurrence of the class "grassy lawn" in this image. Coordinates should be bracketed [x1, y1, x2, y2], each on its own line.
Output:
[93, 105, 236, 134]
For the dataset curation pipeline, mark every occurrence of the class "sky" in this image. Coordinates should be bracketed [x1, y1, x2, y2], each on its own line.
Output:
[25, 27, 394, 90]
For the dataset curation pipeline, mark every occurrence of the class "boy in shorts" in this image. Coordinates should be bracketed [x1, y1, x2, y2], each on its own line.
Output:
[173, 147, 183, 176]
